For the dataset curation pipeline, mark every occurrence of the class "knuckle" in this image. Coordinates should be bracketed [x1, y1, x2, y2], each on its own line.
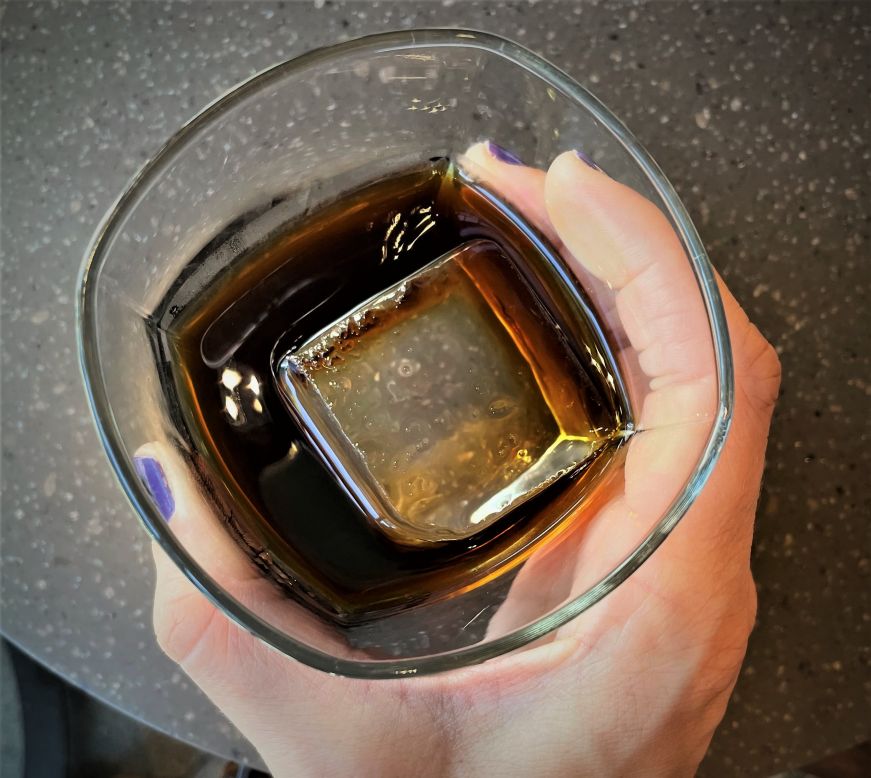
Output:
[738, 323, 782, 411]
[153, 591, 219, 667]
[153, 607, 192, 664]
[154, 616, 189, 664]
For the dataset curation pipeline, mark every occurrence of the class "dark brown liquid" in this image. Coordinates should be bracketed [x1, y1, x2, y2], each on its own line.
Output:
[156, 160, 630, 624]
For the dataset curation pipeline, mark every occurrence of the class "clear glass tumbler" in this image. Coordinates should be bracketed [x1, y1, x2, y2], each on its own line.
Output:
[78, 30, 733, 678]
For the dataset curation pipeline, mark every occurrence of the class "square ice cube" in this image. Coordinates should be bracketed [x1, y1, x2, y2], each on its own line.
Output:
[275, 239, 606, 545]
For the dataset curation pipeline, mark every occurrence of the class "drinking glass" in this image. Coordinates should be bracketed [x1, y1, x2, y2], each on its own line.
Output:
[78, 30, 732, 678]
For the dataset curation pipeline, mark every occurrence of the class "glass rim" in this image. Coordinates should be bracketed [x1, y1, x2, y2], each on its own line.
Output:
[77, 28, 734, 679]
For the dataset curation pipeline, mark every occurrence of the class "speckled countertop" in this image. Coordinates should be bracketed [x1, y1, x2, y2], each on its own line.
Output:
[1, 2, 868, 775]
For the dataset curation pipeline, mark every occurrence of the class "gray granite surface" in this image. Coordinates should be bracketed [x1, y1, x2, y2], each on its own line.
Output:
[1, 2, 868, 775]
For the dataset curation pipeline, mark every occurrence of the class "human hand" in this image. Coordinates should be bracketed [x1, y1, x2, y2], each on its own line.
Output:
[141, 146, 780, 778]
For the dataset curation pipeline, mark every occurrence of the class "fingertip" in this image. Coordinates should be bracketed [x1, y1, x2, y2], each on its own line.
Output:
[460, 140, 496, 169]
[548, 149, 604, 179]
[457, 140, 557, 246]
[546, 150, 676, 289]
[545, 151, 626, 287]
[461, 140, 525, 169]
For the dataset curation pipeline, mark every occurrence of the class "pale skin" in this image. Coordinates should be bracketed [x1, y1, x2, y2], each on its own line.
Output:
[143, 149, 781, 777]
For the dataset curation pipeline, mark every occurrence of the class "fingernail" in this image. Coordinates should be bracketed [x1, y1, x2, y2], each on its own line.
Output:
[574, 149, 601, 171]
[487, 141, 524, 165]
[134, 456, 175, 520]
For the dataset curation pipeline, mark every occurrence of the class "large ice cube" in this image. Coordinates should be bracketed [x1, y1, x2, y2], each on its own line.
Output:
[275, 240, 606, 545]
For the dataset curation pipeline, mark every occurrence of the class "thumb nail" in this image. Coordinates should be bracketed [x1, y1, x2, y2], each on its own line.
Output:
[134, 456, 175, 521]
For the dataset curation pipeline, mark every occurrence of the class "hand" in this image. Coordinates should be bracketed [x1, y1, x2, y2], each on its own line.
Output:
[142, 146, 780, 778]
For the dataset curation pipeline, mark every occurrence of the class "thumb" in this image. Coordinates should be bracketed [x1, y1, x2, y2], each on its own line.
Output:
[136, 441, 354, 689]
[134, 441, 260, 669]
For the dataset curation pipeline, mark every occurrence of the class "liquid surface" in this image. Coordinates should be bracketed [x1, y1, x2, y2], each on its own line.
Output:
[158, 161, 629, 623]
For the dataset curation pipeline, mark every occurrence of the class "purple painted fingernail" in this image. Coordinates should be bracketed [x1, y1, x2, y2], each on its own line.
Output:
[574, 149, 601, 171]
[487, 141, 524, 165]
[134, 456, 175, 520]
